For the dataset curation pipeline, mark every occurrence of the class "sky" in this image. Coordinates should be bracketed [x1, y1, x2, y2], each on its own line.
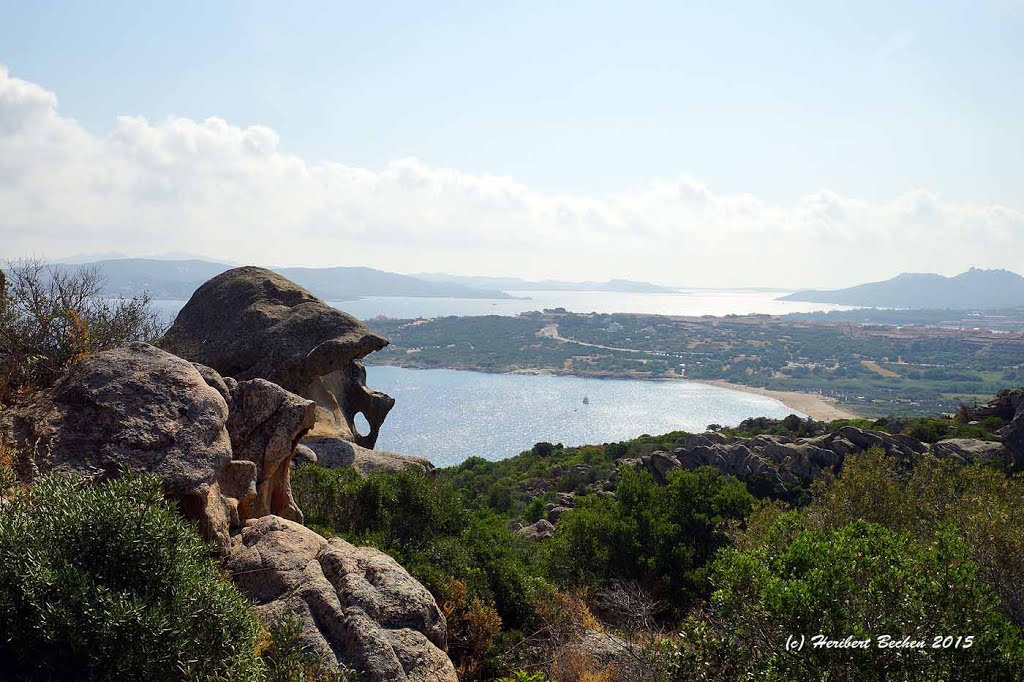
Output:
[0, 0, 1022, 288]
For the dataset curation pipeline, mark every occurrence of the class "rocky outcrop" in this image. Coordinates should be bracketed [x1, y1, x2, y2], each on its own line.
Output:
[4, 343, 317, 552]
[304, 436, 435, 477]
[620, 425, 1015, 497]
[213, 371, 316, 525]
[6, 343, 232, 495]
[516, 518, 556, 541]
[227, 516, 457, 682]
[931, 438, 1010, 465]
[981, 389, 1024, 468]
[159, 266, 394, 449]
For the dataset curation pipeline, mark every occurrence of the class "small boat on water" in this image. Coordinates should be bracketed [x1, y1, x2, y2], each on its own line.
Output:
[582, 396, 590, 405]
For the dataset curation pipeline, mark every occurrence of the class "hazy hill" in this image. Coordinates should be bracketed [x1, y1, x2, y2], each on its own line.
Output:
[46, 259, 513, 300]
[779, 268, 1024, 309]
[415, 273, 680, 293]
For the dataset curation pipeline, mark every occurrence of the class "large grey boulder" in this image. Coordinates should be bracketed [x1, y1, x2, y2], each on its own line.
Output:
[4, 343, 244, 550]
[4, 343, 318, 552]
[304, 436, 435, 477]
[931, 438, 1011, 464]
[7, 343, 232, 495]
[962, 389, 1024, 469]
[516, 518, 556, 541]
[159, 266, 394, 449]
[227, 516, 457, 682]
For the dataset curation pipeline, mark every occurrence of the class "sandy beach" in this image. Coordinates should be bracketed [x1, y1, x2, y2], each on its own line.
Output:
[702, 380, 858, 421]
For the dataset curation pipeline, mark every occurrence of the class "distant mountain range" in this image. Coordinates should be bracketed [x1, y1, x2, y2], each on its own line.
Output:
[46, 259, 514, 301]
[414, 273, 680, 294]
[779, 268, 1024, 309]
[33, 258, 679, 301]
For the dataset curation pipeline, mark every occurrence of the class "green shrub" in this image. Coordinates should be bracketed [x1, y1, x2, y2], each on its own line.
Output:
[689, 520, 1024, 680]
[806, 448, 1024, 627]
[261, 615, 355, 682]
[0, 469, 265, 680]
[291, 465, 544, 631]
[545, 466, 755, 613]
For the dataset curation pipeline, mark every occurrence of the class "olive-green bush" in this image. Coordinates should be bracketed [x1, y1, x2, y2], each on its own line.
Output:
[0, 470, 264, 680]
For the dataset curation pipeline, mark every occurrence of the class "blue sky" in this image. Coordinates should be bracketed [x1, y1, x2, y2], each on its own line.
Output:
[1, 1, 1022, 286]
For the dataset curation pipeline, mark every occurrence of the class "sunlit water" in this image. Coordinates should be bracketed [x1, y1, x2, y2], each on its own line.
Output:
[365, 366, 801, 466]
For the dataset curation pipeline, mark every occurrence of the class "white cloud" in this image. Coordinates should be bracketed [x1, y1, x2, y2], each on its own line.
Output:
[1, 64, 1022, 288]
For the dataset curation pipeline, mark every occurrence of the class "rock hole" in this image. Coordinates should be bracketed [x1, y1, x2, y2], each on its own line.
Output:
[354, 412, 371, 438]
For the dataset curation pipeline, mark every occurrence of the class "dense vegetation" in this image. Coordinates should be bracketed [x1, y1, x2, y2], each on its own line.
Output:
[678, 450, 1024, 680]
[290, 428, 1024, 680]
[0, 468, 347, 681]
[368, 310, 1024, 415]
[441, 409, 1013, 523]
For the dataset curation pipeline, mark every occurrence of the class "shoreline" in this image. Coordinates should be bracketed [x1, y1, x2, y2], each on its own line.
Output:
[368, 361, 859, 422]
[700, 379, 858, 421]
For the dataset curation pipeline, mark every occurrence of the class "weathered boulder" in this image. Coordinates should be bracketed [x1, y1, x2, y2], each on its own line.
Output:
[220, 375, 316, 523]
[2, 343, 243, 549]
[996, 390, 1024, 469]
[649, 450, 682, 483]
[3, 344, 319, 552]
[516, 518, 556, 541]
[931, 438, 1011, 465]
[293, 442, 319, 466]
[227, 516, 457, 682]
[159, 266, 394, 449]
[304, 435, 435, 477]
[7, 343, 232, 495]
[547, 505, 572, 523]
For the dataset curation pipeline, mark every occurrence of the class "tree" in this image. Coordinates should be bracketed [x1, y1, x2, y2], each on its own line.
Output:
[0, 258, 164, 404]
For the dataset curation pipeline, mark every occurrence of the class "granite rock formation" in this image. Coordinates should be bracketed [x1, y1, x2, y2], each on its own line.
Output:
[3, 343, 317, 552]
[227, 516, 457, 682]
[969, 388, 1024, 468]
[196, 366, 317, 525]
[159, 266, 394, 449]
[303, 435, 436, 477]
[515, 518, 556, 541]
[6, 343, 233, 495]
[618, 424, 1014, 497]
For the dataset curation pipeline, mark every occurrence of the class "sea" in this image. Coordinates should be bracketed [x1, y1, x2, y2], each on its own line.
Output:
[149, 288, 838, 465]
[365, 366, 800, 465]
